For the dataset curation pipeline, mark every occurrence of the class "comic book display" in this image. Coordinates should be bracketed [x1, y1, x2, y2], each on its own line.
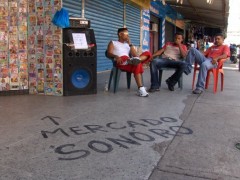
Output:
[0, 0, 28, 92]
[0, 0, 63, 96]
[28, 0, 63, 95]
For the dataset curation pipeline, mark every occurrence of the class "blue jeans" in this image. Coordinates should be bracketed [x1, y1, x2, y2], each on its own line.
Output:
[185, 48, 217, 90]
[150, 58, 187, 89]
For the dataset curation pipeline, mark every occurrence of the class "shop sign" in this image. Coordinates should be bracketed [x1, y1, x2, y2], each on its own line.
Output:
[142, 10, 150, 52]
[150, 5, 159, 15]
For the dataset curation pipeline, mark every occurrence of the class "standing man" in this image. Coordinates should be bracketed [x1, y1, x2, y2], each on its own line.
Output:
[107, 28, 152, 97]
[184, 33, 230, 94]
[149, 32, 187, 92]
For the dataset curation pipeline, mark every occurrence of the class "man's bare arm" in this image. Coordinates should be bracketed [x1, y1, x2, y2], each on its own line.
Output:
[107, 41, 117, 59]
[152, 48, 164, 59]
[127, 37, 138, 57]
[107, 41, 122, 64]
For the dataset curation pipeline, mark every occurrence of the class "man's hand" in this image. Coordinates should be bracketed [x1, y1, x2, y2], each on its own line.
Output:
[150, 54, 156, 61]
[211, 58, 218, 65]
[126, 36, 131, 45]
[115, 56, 123, 64]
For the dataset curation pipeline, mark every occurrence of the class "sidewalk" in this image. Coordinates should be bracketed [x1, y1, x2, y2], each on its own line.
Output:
[0, 61, 239, 180]
[149, 61, 240, 180]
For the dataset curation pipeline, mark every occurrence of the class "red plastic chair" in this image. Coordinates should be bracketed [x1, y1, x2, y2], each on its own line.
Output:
[192, 58, 227, 93]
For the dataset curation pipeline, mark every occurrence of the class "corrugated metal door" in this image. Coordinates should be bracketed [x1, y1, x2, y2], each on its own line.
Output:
[85, 0, 124, 71]
[62, 1, 140, 72]
[63, 0, 81, 17]
[126, 4, 141, 46]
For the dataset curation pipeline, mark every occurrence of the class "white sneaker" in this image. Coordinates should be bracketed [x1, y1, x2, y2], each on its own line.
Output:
[121, 60, 128, 65]
[127, 57, 141, 65]
[137, 87, 149, 97]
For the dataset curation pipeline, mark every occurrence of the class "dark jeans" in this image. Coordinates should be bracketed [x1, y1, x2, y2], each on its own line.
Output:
[150, 58, 187, 89]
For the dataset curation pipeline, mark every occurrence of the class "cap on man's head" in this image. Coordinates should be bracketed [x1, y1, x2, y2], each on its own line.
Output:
[118, 27, 128, 34]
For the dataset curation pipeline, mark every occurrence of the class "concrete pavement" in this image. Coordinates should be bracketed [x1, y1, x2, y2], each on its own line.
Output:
[0, 61, 239, 180]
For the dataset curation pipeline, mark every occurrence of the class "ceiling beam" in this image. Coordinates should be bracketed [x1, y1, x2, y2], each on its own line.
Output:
[223, 0, 229, 28]
[186, 0, 205, 22]
[166, 0, 229, 30]
[185, 19, 225, 28]
[166, 2, 223, 14]
[177, 10, 224, 16]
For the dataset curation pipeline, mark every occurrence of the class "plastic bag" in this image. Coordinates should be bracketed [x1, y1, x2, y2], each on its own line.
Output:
[52, 8, 70, 28]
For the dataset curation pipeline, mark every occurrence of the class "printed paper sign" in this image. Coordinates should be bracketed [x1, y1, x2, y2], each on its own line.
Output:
[72, 33, 88, 49]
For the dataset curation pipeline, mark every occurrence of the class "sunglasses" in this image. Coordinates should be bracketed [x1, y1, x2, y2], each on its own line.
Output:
[120, 32, 129, 35]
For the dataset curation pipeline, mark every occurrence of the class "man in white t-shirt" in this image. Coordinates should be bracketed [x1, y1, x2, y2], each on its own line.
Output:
[107, 28, 152, 97]
[149, 32, 187, 92]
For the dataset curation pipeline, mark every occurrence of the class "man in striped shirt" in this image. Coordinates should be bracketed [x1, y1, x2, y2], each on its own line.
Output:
[149, 32, 187, 92]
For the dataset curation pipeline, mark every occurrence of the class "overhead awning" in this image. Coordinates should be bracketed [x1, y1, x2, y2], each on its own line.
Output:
[124, 0, 151, 9]
[164, 0, 229, 31]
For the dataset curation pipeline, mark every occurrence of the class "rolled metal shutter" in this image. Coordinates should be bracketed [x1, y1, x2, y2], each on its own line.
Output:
[126, 4, 141, 46]
[85, 0, 124, 71]
[63, 0, 81, 17]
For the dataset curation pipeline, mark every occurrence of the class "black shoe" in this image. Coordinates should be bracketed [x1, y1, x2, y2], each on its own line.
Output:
[192, 89, 203, 94]
[183, 66, 191, 75]
[166, 79, 174, 91]
[148, 88, 160, 93]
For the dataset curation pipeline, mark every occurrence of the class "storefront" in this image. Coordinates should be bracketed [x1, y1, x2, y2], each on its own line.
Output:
[165, 18, 175, 42]
[63, 0, 145, 72]
[164, 4, 177, 43]
[0, 0, 150, 96]
[149, 14, 159, 54]
[149, 1, 166, 53]
[149, 1, 181, 51]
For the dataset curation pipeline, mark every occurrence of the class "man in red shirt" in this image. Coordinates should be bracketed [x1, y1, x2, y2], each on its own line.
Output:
[184, 33, 230, 94]
[149, 32, 187, 91]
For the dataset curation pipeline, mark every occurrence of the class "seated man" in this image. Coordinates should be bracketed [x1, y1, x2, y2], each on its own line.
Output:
[149, 32, 187, 92]
[184, 33, 230, 94]
[107, 28, 152, 97]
